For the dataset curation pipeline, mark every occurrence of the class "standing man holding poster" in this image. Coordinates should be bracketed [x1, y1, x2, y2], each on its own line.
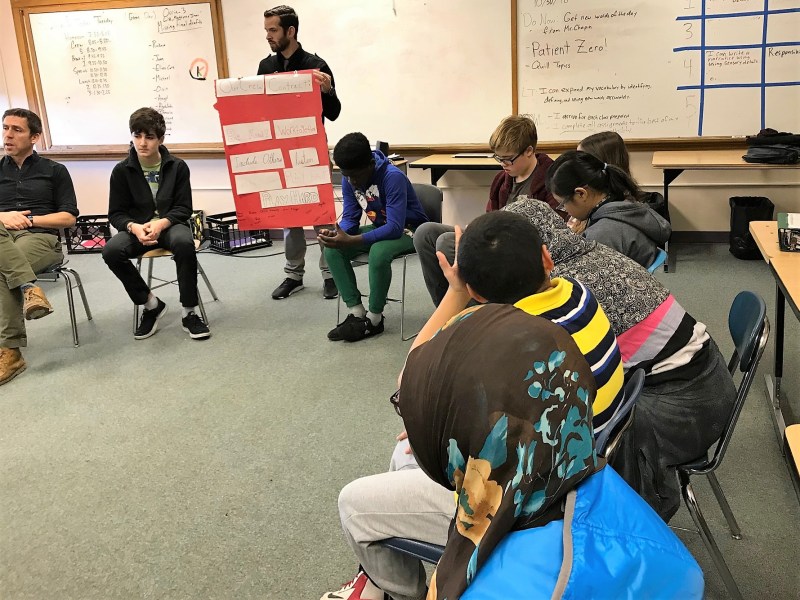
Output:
[258, 4, 342, 301]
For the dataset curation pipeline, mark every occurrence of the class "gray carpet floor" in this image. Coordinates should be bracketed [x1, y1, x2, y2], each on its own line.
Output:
[1, 241, 798, 599]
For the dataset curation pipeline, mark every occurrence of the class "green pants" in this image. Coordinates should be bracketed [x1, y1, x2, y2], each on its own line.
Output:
[324, 225, 416, 314]
[0, 223, 62, 348]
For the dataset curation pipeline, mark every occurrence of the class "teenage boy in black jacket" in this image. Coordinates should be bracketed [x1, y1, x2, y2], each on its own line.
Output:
[102, 107, 210, 340]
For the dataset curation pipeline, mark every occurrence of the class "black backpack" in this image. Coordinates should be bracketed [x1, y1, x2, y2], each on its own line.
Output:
[744, 128, 800, 164]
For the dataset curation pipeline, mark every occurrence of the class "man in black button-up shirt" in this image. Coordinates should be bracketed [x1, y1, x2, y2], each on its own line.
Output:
[258, 5, 342, 302]
[0, 108, 78, 385]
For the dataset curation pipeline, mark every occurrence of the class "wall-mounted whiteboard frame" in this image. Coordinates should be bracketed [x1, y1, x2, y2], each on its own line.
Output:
[11, 0, 229, 155]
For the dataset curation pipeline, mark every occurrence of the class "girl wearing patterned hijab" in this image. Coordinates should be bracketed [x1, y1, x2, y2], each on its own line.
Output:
[400, 303, 704, 600]
[503, 198, 737, 522]
[400, 303, 598, 600]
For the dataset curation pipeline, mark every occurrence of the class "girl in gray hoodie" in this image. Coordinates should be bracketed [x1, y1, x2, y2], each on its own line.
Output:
[546, 150, 671, 268]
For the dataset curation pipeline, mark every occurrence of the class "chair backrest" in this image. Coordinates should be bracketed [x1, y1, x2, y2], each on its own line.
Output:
[697, 291, 769, 474]
[647, 248, 668, 273]
[412, 183, 443, 224]
[595, 369, 645, 457]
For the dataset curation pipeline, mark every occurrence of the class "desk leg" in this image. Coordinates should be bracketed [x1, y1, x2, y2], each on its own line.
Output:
[663, 169, 683, 273]
[430, 167, 447, 186]
[765, 279, 786, 452]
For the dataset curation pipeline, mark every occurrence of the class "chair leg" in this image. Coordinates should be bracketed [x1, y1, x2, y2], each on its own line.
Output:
[679, 470, 744, 600]
[336, 293, 342, 325]
[61, 267, 92, 320]
[197, 288, 209, 325]
[197, 260, 219, 301]
[400, 255, 416, 341]
[146, 256, 155, 287]
[59, 270, 80, 347]
[706, 472, 742, 540]
[133, 257, 143, 333]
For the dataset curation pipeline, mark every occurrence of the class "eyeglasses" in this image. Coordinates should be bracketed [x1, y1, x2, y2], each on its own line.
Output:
[389, 389, 401, 416]
[491, 151, 523, 166]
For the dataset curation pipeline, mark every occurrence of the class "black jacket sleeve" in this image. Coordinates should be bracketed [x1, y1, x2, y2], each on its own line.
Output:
[108, 164, 135, 233]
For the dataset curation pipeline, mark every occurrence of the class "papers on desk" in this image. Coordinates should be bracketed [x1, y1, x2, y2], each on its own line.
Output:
[452, 153, 493, 158]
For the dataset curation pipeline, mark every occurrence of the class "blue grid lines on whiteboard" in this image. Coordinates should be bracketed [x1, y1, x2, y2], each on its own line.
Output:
[672, 1, 800, 135]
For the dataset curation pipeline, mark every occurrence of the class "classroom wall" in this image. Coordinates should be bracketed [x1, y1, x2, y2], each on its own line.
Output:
[1, 0, 798, 231]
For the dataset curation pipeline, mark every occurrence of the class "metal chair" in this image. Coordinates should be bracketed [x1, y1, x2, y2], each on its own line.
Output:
[335, 183, 443, 341]
[675, 291, 769, 600]
[379, 537, 444, 566]
[377, 370, 647, 566]
[132, 240, 219, 333]
[596, 369, 645, 460]
[36, 259, 92, 347]
[647, 247, 668, 273]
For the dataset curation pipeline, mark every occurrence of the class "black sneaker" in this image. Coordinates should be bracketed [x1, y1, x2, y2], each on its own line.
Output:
[323, 278, 339, 299]
[181, 311, 211, 340]
[330, 315, 385, 343]
[134, 299, 167, 340]
[272, 278, 304, 300]
[328, 314, 361, 341]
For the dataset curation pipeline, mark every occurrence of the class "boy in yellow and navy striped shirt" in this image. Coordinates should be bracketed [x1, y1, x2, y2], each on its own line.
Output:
[449, 211, 624, 434]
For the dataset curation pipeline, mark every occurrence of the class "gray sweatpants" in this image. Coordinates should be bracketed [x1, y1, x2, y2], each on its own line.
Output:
[337, 440, 454, 600]
[283, 226, 332, 281]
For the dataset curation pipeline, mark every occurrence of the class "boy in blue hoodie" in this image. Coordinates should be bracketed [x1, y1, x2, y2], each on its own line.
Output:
[319, 133, 428, 342]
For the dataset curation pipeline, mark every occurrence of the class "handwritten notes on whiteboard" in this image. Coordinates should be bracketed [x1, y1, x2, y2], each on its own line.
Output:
[214, 70, 336, 230]
[516, 0, 800, 138]
[28, 4, 221, 146]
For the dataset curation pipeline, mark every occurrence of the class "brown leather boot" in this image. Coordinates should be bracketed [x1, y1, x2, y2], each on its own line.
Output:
[0, 348, 26, 386]
[23, 285, 53, 320]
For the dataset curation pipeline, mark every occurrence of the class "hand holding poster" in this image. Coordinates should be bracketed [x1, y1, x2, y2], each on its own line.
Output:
[214, 70, 336, 230]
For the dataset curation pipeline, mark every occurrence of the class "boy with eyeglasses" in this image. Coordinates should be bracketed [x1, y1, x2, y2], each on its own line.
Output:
[413, 114, 563, 306]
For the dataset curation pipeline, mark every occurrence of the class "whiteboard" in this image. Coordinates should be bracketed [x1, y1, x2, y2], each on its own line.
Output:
[221, 0, 513, 146]
[29, 4, 222, 146]
[517, 0, 800, 141]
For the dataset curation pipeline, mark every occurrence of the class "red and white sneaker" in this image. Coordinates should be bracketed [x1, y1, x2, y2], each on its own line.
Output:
[320, 570, 385, 600]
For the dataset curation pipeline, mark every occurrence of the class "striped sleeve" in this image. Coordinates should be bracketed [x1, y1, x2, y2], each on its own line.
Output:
[538, 278, 625, 433]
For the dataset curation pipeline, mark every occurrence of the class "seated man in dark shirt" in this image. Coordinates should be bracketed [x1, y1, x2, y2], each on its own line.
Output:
[0, 108, 79, 386]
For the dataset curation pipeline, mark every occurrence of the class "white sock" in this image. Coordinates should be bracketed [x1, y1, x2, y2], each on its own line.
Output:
[367, 311, 382, 326]
[350, 304, 366, 318]
[144, 296, 158, 310]
[183, 307, 197, 317]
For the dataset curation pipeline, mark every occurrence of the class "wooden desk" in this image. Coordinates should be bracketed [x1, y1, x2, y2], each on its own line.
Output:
[652, 150, 800, 271]
[750, 220, 800, 501]
[787, 425, 800, 501]
[409, 154, 500, 185]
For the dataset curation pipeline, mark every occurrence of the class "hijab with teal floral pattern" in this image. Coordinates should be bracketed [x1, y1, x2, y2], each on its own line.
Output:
[400, 303, 599, 600]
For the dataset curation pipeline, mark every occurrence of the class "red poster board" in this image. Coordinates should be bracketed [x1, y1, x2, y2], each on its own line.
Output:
[214, 71, 336, 230]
